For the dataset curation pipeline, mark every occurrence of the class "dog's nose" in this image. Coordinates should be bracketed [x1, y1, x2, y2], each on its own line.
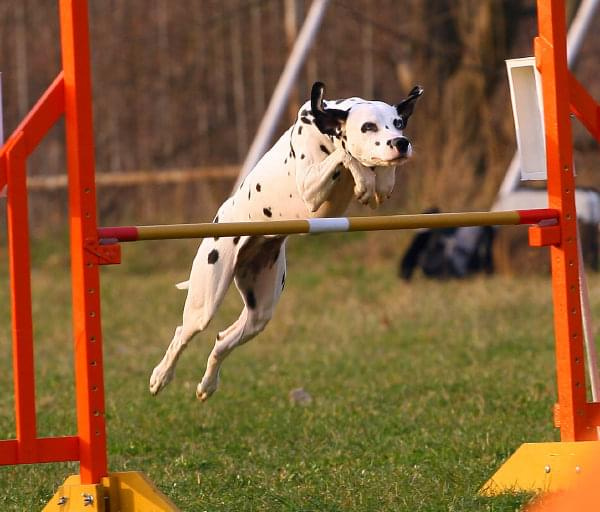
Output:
[391, 137, 410, 154]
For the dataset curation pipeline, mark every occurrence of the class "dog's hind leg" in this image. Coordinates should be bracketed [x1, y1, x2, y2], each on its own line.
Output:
[149, 234, 239, 395]
[196, 238, 287, 401]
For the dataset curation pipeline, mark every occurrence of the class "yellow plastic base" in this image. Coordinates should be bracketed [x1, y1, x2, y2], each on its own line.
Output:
[481, 441, 600, 495]
[43, 471, 180, 511]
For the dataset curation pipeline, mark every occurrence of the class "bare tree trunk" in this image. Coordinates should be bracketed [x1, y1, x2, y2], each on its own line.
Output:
[362, 9, 374, 98]
[284, 0, 303, 122]
[250, 4, 266, 121]
[230, 9, 248, 162]
[214, 7, 228, 123]
[15, 1, 29, 118]
[306, 48, 319, 90]
[191, 2, 208, 165]
[110, 0, 124, 171]
[156, 0, 172, 158]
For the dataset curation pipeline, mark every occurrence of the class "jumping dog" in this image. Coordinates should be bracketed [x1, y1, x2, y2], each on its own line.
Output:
[149, 82, 423, 400]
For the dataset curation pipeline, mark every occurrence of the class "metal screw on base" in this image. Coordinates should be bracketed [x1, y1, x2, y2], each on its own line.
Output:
[58, 496, 68, 506]
[544, 465, 551, 473]
[82, 493, 94, 506]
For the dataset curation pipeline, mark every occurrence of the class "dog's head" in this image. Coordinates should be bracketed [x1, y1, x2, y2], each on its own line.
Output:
[310, 82, 423, 167]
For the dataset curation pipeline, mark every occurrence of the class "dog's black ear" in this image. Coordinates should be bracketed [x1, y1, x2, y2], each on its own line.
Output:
[311, 81, 349, 136]
[395, 85, 423, 127]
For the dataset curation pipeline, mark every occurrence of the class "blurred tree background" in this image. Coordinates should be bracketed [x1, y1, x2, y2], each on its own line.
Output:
[0, 0, 599, 230]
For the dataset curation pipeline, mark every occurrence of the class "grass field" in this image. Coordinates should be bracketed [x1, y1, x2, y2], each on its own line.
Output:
[0, 230, 592, 511]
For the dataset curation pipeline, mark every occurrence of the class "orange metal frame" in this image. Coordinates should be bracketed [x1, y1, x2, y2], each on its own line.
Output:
[0, 0, 598, 496]
[536, 0, 600, 442]
[0, 0, 115, 484]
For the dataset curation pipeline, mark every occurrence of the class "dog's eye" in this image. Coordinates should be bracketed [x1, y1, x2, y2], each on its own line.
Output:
[393, 117, 405, 130]
[361, 122, 378, 133]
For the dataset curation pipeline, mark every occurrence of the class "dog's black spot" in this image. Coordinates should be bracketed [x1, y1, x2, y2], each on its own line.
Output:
[233, 236, 240, 245]
[289, 194, 292, 198]
[342, 135, 347, 141]
[207, 249, 219, 264]
[300, 116, 311, 125]
[256, 183, 261, 192]
[248, 213, 251, 219]
[284, 158, 287, 164]
[248, 189, 251, 200]
[385, 125, 389, 129]
[263, 207, 272, 218]
[375, 141, 380, 146]
[341, 139, 346, 150]
[332, 169, 341, 180]
[214, 236, 219, 241]
[300, 154, 305, 160]
[246, 289, 257, 309]
[298, 125, 303, 135]
[301, 109, 309, 116]
[335, 99, 344, 104]
[320, 144, 330, 155]
[290, 145, 296, 158]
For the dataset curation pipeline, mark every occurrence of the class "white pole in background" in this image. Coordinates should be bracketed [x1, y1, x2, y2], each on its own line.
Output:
[577, 225, 600, 403]
[235, 0, 330, 189]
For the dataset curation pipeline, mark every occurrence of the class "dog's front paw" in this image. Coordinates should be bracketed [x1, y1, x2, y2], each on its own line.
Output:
[353, 171, 376, 206]
[344, 155, 377, 206]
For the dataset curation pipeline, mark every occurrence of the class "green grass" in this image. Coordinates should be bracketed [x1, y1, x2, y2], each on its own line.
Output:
[0, 230, 587, 510]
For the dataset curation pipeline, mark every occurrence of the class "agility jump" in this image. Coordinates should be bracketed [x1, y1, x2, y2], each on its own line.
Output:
[1, 0, 600, 510]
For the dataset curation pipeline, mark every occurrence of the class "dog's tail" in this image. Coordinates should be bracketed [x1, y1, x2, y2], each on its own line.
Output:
[175, 280, 189, 290]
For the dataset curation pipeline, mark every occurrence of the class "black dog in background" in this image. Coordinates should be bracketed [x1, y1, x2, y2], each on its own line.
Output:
[399, 208, 495, 280]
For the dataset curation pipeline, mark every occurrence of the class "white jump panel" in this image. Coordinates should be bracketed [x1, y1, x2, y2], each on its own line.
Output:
[506, 57, 547, 181]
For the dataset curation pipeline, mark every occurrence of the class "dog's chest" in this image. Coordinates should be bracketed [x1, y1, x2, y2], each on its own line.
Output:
[227, 133, 352, 222]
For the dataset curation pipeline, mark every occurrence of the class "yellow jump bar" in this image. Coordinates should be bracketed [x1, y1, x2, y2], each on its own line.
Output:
[98, 209, 558, 243]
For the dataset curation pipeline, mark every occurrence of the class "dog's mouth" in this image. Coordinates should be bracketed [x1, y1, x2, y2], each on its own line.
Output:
[362, 155, 409, 167]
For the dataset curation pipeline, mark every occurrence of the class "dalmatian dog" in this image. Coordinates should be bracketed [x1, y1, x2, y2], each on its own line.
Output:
[149, 82, 423, 401]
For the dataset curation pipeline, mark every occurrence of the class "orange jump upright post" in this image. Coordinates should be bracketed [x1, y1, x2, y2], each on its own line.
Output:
[0, 1, 178, 510]
[61, 0, 108, 485]
[482, 0, 600, 495]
